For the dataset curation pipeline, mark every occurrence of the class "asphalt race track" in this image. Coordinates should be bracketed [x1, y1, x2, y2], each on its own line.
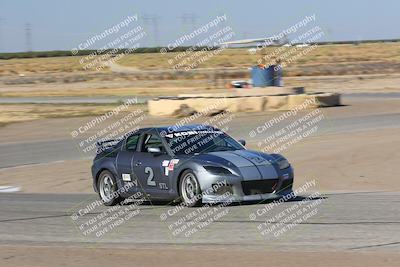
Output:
[0, 191, 399, 251]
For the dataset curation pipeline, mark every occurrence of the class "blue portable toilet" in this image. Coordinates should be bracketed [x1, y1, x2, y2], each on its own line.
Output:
[251, 65, 283, 87]
[251, 66, 274, 87]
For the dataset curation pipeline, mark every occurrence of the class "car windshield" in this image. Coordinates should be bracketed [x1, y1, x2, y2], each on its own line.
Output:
[164, 130, 244, 155]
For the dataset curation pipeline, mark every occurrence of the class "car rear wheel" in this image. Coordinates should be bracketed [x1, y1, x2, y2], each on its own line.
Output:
[98, 170, 123, 206]
[179, 170, 202, 207]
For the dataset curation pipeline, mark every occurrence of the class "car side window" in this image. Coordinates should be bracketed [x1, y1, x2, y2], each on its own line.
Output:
[126, 134, 140, 151]
[142, 134, 165, 152]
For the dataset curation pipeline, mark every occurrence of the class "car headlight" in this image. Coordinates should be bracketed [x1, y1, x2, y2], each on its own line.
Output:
[204, 166, 232, 175]
[277, 158, 290, 170]
[270, 154, 291, 170]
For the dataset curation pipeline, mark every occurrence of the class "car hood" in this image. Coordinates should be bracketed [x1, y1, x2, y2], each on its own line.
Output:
[193, 150, 279, 180]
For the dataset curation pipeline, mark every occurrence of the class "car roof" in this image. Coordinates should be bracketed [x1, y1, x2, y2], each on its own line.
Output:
[139, 124, 217, 134]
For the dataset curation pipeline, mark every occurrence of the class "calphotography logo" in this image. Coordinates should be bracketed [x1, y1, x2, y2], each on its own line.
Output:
[72, 14, 139, 53]
[248, 98, 328, 153]
[69, 97, 147, 155]
[162, 15, 236, 71]
[249, 180, 325, 238]
[70, 184, 145, 238]
[71, 14, 147, 71]
[160, 182, 233, 238]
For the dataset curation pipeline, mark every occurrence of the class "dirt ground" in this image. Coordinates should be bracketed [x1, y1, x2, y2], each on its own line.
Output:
[0, 103, 135, 126]
[1, 245, 399, 267]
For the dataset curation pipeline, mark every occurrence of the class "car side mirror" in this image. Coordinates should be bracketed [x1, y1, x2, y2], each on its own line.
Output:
[147, 147, 161, 153]
[238, 139, 246, 146]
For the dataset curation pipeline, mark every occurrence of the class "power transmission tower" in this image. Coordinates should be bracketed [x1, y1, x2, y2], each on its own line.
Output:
[179, 13, 198, 31]
[179, 13, 199, 45]
[25, 22, 32, 52]
[142, 14, 161, 47]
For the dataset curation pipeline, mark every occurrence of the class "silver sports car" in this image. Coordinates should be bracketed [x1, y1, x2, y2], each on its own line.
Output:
[91, 124, 294, 206]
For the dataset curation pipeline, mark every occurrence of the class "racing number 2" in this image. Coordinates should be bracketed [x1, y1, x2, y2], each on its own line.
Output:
[145, 167, 156, 186]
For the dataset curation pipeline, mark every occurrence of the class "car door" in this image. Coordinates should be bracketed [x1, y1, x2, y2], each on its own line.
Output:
[133, 132, 173, 198]
[116, 133, 142, 193]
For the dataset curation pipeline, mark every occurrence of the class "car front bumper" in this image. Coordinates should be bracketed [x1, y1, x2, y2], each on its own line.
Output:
[198, 166, 294, 204]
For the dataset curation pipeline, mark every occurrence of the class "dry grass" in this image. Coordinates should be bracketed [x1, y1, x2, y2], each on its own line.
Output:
[1, 43, 398, 76]
[0, 56, 105, 75]
[0, 86, 205, 98]
[117, 43, 400, 69]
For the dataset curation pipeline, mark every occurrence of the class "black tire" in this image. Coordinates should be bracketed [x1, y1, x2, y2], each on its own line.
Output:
[179, 170, 202, 207]
[97, 170, 123, 206]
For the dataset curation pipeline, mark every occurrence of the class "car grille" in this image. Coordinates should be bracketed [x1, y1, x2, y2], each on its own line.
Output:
[241, 179, 279, 195]
[280, 179, 294, 191]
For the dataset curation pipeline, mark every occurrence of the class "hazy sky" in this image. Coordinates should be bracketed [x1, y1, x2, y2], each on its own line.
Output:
[0, 0, 398, 52]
